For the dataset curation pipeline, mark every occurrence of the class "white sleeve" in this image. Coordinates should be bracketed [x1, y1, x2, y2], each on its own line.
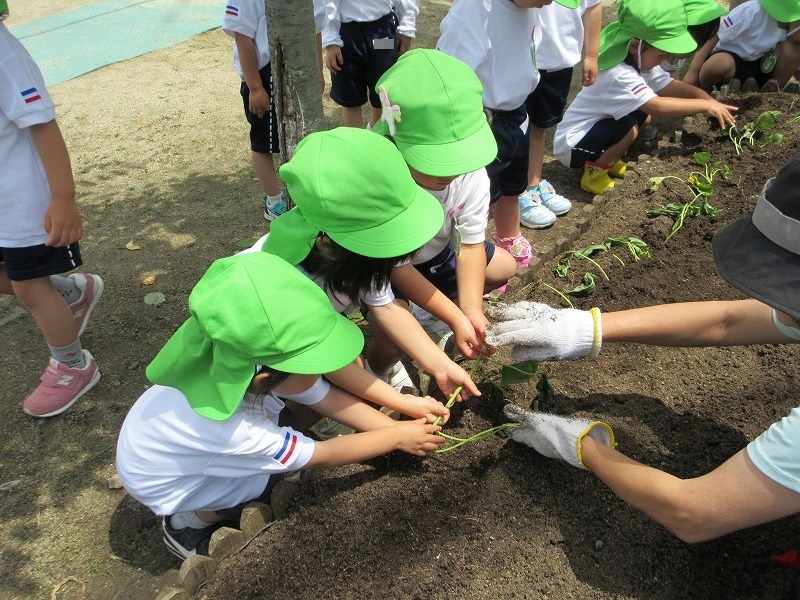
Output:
[609, 72, 657, 121]
[277, 376, 331, 406]
[436, 3, 490, 72]
[452, 171, 491, 246]
[221, 0, 258, 38]
[363, 281, 396, 307]
[313, 0, 326, 31]
[321, 0, 344, 47]
[395, 0, 419, 39]
[0, 50, 56, 128]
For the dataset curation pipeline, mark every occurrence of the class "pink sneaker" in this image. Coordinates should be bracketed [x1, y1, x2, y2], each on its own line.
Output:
[68, 274, 104, 337]
[491, 234, 532, 268]
[23, 350, 101, 417]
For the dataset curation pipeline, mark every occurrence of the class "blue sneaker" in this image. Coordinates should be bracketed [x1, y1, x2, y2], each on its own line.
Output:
[519, 190, 556, 229]
[530, 180, 572, 216]
[263, 192, 289, 221]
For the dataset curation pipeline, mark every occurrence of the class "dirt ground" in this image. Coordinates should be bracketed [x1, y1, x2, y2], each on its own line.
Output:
[3, 1, 800, 600]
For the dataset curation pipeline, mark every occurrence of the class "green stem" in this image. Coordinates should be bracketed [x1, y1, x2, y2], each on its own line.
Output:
[435, 423, 520, 453]
[432, 351, 485, 427]
[540, 281, 574, 308]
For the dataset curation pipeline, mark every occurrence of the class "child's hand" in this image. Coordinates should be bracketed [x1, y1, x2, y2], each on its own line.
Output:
[326, 45, 343, 73]
[433, 360, 481, 402]
[582, 55, 597, 87]
[394, 418, 445, 456]
[396, 34, 412, 55]
[399, 394, 450, 425]
[452, 312, 483, 359]
[248, 87, 270, 119]
[44, 199, 82, 247]
[705, 100, 737, 129]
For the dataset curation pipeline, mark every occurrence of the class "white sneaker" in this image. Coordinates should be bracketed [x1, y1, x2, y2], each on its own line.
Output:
[309, 417, 355, 440]
[384, 361, 419, 395]
[519, 190, 557, 229]
[530, 180, 572, 216]
[410, 304, 455, 354]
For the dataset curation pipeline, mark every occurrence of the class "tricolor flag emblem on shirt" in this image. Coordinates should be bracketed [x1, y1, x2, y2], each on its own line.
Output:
[722, 15, 733, 28]
[225, 4, 239, 17]
[630, 82, 647, 96]
[21, 87, 42, 104]
[274, 431, 298, 465]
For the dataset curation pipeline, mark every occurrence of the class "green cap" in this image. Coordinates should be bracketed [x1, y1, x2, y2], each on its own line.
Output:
[264, 127, 444, 264]
[683, 0, 726, 26]
[146, 252, 364, 420]
[759, 0, 800, 23]
[598, 0, 697, 71]
[372, 49, 497, 177]
[0, 1, 8, 18]
[554, 0, 581, 8]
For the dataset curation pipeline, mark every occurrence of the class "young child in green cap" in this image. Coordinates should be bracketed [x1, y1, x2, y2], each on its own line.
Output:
[553, 0, 738, 195]
[115, 252, 447, 560]
[660, 0, 727, 81]
[683, 0, 800, 90]
[368, 48, 517, 369]
[247, 127, 482, 406]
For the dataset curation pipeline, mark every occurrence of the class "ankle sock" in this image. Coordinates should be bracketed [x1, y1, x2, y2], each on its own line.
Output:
[170, 511, 212, 530]
[49, 340, 86, 368]
[265, 193, 284, 207]
[50, 275, 81, 304]
[587, 160, 613, 171]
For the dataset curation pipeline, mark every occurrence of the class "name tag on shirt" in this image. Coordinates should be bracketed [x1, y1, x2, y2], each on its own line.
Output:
[373, 37, 395, 50]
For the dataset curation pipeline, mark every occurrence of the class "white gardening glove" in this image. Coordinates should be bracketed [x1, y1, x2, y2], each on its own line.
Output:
[503, 403, 615, 470]
[485, 301, 602, 361]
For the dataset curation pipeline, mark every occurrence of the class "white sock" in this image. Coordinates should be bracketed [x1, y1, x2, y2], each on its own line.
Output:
[170, 511, 211, 529]
[265, 193, 284, 207]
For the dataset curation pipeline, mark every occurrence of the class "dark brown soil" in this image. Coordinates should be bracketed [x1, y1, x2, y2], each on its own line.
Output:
[199, 92, 800, 600]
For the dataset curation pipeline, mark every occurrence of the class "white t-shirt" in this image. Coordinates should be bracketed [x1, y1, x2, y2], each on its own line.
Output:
[116, 384, 320, 515]
[0, 24, 57, 248]
[222, 0, 271, 80]
[321, 0, 419, 48]
[241, 234, 397, 312]
[553, 63, 666, 165]
[537, 0, 601, 72]
[747, 405, 800, 495]
[412, 169, 490, 264]
[437, 0, 542, 111]
[714, 0, 786, 62]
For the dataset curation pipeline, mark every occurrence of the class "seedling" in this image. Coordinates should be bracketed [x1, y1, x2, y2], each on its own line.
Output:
[722, 110, 782, 155]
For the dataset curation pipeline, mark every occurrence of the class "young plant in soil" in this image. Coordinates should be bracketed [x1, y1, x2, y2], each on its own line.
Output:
[722, 110, 784, 155]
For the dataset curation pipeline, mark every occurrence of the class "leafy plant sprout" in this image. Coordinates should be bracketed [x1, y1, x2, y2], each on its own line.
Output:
[722, 110, 783, 155]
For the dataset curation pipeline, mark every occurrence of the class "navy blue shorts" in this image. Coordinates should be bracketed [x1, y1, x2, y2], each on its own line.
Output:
[0, 242, 82, 281]
[393, 241, 496, 302]
[330, 12, 398, 108]
[241, 63, 280, 154]
[710, 50, 774, 87]
[486, 105, 530, 202]
[526, 67, 574, 129]
[568, 109, 648, 168]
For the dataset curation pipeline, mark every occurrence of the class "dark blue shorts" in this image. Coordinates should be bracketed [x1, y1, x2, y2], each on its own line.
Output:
[393, 241, 496, 302]
[526, 67, 574, 129]
[710, 50, 773, 87]
[330, 12, 398, 108]
[0, 242, 82, 281]
[486, 105, 530, 202]
[568, 109, 648, 168]
[241, 62, 280, 154]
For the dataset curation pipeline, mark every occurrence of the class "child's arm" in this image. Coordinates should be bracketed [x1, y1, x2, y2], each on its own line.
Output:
[234, 32, 269, 118]
[30, 120, 80, 248]
[682, 35, 718, 87]
[641, 95, 737, 128]
[395, 0, 419, 55]
[368, 299, 481, 401]
[321, 0, 344, 73]
[391, 263, 482, 358]
[324, 361, 450, 424]
[455, 241, 490, 348]
[581, 2, 602, 87]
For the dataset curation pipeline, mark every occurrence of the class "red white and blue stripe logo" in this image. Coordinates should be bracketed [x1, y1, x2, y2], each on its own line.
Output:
[21, 87, 42, 104]
[630, 82, 647, 96]
[722, 15, 733, 29]
[274, 431, 298, 465]
[225, 4, 239, 17]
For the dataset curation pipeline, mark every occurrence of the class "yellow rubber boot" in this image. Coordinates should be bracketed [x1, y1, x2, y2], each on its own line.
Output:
[581, 163, 616, 195]
[609, 159, 627, 178]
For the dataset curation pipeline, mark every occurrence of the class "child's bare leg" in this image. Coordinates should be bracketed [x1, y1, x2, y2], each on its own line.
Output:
[485, 247, 517, 291]
[0, 264, 13, 295]
[364, 319, 406, 376]
[369, 105, 381, 127]
[492, 195, 524, 240]
[341, 106, 363, 127]
[527, 125, 546, 188]
[11, 277, 78, 348]
[698, 53, 735, 90]
[252, 151, 281, 197]
[774, 39, 800, 88]
[595, 123, 640, 167]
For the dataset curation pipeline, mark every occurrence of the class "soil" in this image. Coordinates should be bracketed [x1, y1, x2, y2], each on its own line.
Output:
[3, 2, 800, 600]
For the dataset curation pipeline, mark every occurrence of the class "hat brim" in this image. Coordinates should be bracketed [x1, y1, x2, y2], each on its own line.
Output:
[553, 0, 581, 7]
[687, 4, 726, 26]
[392, 118, 498, 177]
[760, 1, 800, 24]
[650, 30, 697, 57]
[261, 208, 319, 265]
[327, 185, 444, 258]
[713, 217, 800, 322]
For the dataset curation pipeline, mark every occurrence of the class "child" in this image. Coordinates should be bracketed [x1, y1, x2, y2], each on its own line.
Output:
[257, 128, 482, 403]
[222, 0, 288, 221]
[522, 0, 603, 224]
[553, 0, 737, 196]
[683, 0, 800, 90]
[116, 252, 446, 559]
[369, 49, 517, 369]
[322, 0, 419, 128]
[488, 154, 800, 546]
[1, 5, 103, 418]
[661, 0, 726, 81]
[437, 0, 581, 269]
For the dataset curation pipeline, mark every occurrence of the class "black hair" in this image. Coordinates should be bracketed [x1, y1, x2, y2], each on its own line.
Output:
[247, 365, 291, 396]
[688, 20, 720, 47]
[299, 234, 418, 305]
[623, 39, 651, 72]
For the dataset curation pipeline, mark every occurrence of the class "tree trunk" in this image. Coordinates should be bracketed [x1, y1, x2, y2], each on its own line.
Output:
[266, 0, 324, 165]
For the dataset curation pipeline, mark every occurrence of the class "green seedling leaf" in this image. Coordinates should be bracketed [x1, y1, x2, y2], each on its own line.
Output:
[693, 151, 711, 166]
[235, 236, 259, 249]
[535, 371, 554, 411]
[648, 176, 666, 192]
[501, 360, 542, 385]
[764, 132, 785, 145]
[554, 257, 571, 278]
[755, 110, 780, 131]
[566, 272, 596, 297]
[574, 243, 608, 257]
